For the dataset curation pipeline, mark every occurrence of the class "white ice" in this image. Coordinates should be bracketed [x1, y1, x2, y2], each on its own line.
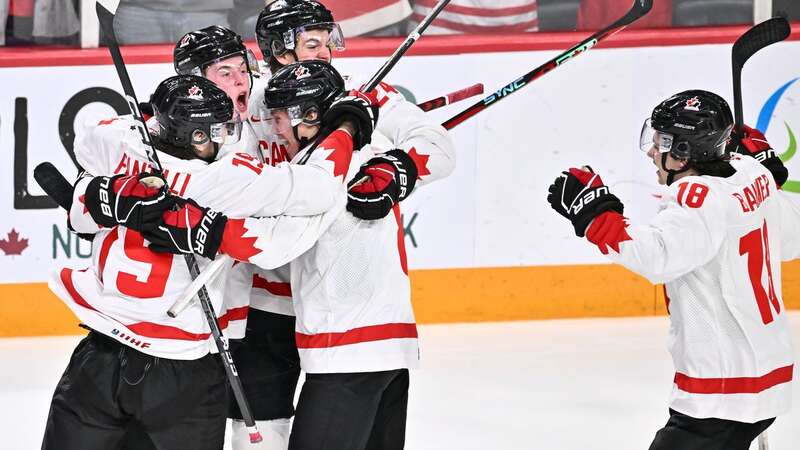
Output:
[2, 313, 799, 449]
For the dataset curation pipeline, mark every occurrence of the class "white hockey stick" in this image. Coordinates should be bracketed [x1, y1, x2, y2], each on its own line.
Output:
[167, 255, 232, 317]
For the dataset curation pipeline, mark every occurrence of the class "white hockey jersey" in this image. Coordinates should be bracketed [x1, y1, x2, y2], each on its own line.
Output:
[246, 81, 455, 373]
[586, 155, 800, 422]
[51, 116, 351, 360]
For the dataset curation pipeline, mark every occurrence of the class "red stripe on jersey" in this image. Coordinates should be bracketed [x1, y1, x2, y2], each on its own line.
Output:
[252, 273, 292, 297]
[410, 13, 539, 33]
[674, 365, 794, 394]
[97, 228, 119, 283]
[415, 0, 538, 17]
[126, 306, 249, 341]
[394, 205, 408, 275]
[61, 268, 97, 312]
[295, 322, 418, 349]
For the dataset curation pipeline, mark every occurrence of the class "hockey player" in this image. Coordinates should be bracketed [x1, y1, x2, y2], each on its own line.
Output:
[144, 55, 453, 449]
[42, 72, 374, 449]
[547, 90, 798, 450]
[218, 2, 457, 449]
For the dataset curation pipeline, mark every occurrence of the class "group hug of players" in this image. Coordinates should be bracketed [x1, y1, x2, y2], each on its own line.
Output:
[39, 1, 800, 450]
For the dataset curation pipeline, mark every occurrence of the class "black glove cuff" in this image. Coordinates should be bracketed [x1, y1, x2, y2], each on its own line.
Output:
[573, 193, 624, 238]
[384, 149, 419, 201]
[198, 211, 228, 260]
[84, 175, 119, 228]
[762, 157, 788, 188]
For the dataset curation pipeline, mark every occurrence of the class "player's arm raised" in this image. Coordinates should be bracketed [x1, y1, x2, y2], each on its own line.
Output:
[346, 83, 456, 220]
[548, 168, 725, 284]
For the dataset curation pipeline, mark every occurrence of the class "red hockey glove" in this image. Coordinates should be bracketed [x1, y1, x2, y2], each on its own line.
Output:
[547, 166, 624, 237]
[84, 173, 171, 231]
[728, 125, 788, 187]
[321, 90, 379, 150]
[347, 149, 419, 220]
[143, 198, 227, 260]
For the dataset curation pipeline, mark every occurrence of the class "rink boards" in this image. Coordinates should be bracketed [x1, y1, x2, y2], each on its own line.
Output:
[1, 26, 799, 336]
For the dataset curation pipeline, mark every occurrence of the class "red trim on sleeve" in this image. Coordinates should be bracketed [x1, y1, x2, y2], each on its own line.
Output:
[252, 273, 292, 298]
[295, 322, 418, 349]
[674, 365, 794, 394]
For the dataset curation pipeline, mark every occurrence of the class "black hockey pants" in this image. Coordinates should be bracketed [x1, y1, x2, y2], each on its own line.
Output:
[229, 309, 301, 421]
[289, 369, 409, 450]
[41, 331, 228, 450]
[648, 408, 775, 450]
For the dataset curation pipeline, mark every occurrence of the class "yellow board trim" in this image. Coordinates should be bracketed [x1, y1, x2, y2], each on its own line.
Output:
[3, 261, 800, 337]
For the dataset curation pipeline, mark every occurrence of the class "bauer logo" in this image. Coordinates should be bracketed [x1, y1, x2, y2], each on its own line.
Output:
[757, 77, 800, 193]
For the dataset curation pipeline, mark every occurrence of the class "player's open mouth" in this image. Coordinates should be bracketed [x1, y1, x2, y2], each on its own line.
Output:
[236, 93, 248, 113]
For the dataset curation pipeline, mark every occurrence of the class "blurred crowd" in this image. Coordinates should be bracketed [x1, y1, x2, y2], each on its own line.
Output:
[1, 0, 798, 47]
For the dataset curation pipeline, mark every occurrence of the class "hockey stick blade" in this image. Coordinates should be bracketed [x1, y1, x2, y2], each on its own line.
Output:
[442, 0, 653, 130]
[34, 162, 73, 210]
[417, 83, 485, 112]
[732, 17, 791, 134]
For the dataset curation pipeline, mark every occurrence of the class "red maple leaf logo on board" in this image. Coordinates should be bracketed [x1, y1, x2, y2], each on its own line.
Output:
[0, 229, 29, 256]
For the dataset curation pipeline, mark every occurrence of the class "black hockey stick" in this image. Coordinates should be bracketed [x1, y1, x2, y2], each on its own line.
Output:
[95, 0, 263, 443]
[34, 162, 73, 210]
[442, 0, 653, 130]
[362, 0, 451, 92]
[732, 17, 790, 139]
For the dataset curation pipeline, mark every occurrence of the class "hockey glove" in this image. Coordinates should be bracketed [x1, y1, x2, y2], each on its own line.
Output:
[84, 173, 171, 231]
[547, 167, 624, 237]
[728, 124, 788, 187]
[321, 90, 379, 150]
[347, 149, 419, 220]
[143, 197, 227, 260]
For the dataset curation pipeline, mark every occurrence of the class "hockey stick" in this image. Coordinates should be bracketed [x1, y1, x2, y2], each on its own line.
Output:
[362, 0, 451, 92]
[417, 83, 485, 112]
[95, 0, 263, 443]
[731, 17, 790, 139]
[34, 162, 73, 210]
[442, 0, 653, 130]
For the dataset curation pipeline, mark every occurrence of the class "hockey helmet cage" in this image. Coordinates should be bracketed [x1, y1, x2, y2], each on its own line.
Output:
[255, 0, 344, 60]
[174, 26, 258, 78]
[263, 60, 345, 127]
[151, 75, 240, 149]
[641, 90, 734, 163]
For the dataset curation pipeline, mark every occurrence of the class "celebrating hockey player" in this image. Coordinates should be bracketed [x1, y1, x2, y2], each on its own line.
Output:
[145, 52, 454, 448]
[547, 90, 798, 450]
[40, 70, 373, 449]
[210, 2, 458, 449]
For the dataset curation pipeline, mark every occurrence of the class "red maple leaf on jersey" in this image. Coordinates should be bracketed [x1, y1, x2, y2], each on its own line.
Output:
[0, 229, 29, 256]
[219, 219, 261, 263]
[407, 147, 431, 180]
[320, 130, 354, 180]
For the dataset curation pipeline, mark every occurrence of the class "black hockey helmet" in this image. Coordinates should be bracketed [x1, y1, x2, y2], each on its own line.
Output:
[174, 25, 259, 80]
[641, 90, 734, 162]
[263, 60, 345, 127]
[255, 0, 344, 61]
[150, 75, 240, 154]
